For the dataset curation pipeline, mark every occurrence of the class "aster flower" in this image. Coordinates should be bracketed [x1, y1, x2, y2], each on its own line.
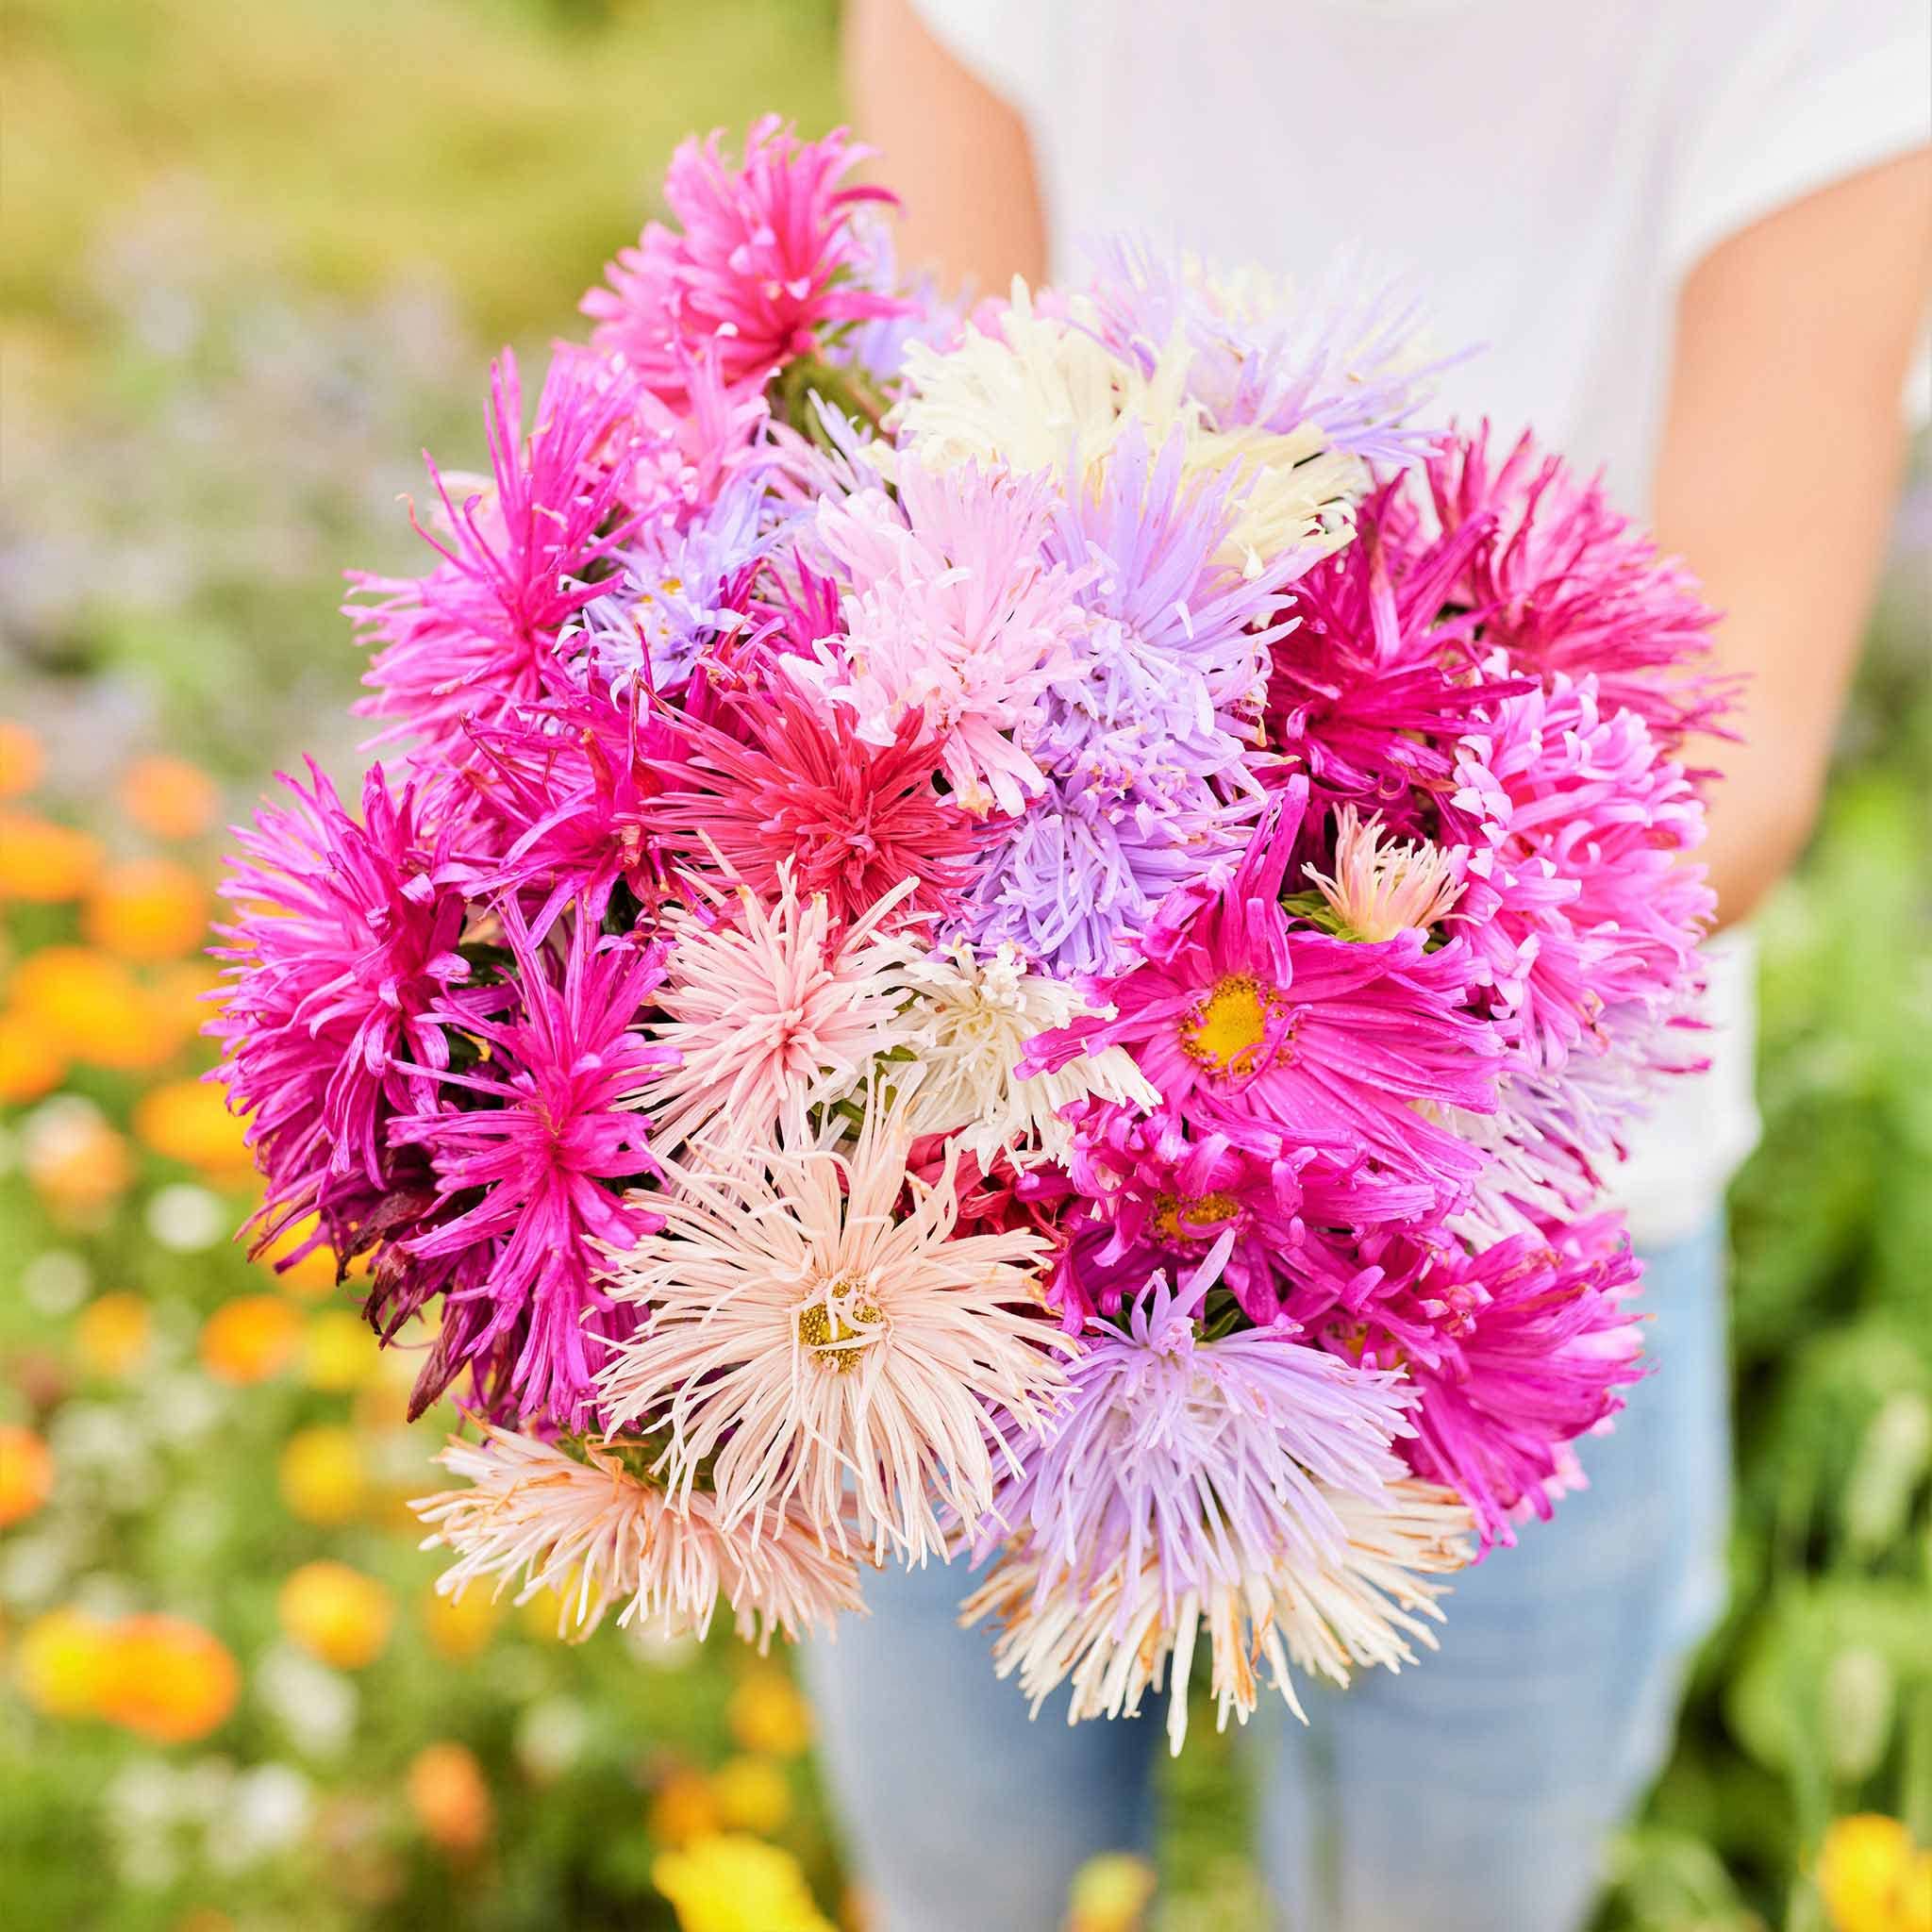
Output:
[1442, 673, 1714, 1073]
[961, 1237, 1474, 1750]
[598, 1100, 1068, 1564]
[1028, 791, 1503, 1205]
[388, 908, 675, 1427]
[350, 350, 641, 746]
[1417, 425, 1731, 748]
[896, 941, 1158, 1168]
[795, 458, 1089, 815]
[413, 1426, 864, 1649]
[891, 284, 1370, 574]
[1327, 1216, 1645, 1547]
[583, 117, 912, 405]
[629, 865, 924, 1164]
[649, 680, 990, 926]
[210, 761, 470, 1245]
[1302, 807, 1467, 942]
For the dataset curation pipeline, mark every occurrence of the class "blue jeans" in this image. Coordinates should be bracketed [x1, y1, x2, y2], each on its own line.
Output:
[801, 1222, 1731, 1931]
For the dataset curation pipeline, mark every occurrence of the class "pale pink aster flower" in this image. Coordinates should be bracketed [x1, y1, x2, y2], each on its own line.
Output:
[598, 1103, 1068, 1565]
[795, 460, 1090, 816]
[898, 941, 1158, 1169]
[629, 867, 925, 1164]
[412, 1426, 862, 1650]
[1302, 807, 1467, 942]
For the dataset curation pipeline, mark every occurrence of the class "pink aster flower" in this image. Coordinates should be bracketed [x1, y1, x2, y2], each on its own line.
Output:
[1442, 672, 1714, 1074]
[649, 679, 991, 925]
[1327, 1215, 1645, 1549]
[1416, 425, 1732, 750]
[350, 349, 641, 749]
[1028, 790, 1504, 1208]
[210, 760, 470, 1250]
[598, 1099, 1068, 1565]
[414, 1426, 864, 1650]
[388, 908, 676, 1428]
[582, 117, 912, 405]
[628, 866, 925, 1166]
[796, 459, 1090, 816]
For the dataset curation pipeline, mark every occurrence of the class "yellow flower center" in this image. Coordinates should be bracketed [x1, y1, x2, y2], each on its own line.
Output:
[794, 1278, 883, 1373]
[1149, 1191, 1241, 1244]
[1179, 974, 1279, 1077]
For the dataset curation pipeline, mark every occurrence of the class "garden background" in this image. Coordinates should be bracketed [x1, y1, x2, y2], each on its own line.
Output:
[2, 3, 1927, 1928]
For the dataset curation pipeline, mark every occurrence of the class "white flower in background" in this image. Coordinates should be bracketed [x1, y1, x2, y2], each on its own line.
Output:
[899, 941, 1158, 1167]
[144, 1183, 226, 1253]
[256, 1643, 358, 1761]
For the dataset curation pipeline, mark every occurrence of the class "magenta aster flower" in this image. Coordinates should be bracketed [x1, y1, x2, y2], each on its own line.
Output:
[1415, 425, 1732, 750]
[582, 117, 912, 405]
[388, 908, 676, 1428]
[649, 679, 991, 926]
[1028, 791, 1504, 1207]
[1327, 1216, 1644, 1548]
[210, 761, 470, 1249]
[350, 349, 641, 748]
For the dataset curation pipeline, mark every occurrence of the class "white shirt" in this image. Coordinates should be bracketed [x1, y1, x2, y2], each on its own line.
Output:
[911, 0, 1930, 1244]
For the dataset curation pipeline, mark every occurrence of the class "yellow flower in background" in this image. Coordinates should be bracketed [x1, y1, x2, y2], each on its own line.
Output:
[152, 959, 222, 1040]
[304, 1310, 375, 1392]
[1068, 1853, 1159, 1932]
[200, 1294, 302, 1385]
[0, 720, 44, 799]
[15, 1607, 115, 1717]
[421, 1585, 502, 1661]
[119, 755, 220, 841]
[1817, 1814, 1932, 1932]
[654, 1835, 836, 1932]
[134, 1077, 253, 1180]
[408, 1741, 493, 1856]
[0, 1009, 66, 1105]
[279, 1426, 368, 1525]
[279, 1560, 393, 1670]
[0, 811, 102, 903]
[97, 1614, 240, 1744]
[710, 1756, 791, 1836]
[725, 1666, 813, 1759]
[75, 1291, 154, 1378]
[254, 1211, 362, 1300]
[10, 947, 175, 1072]
[0, 1426, 56, 1527]
[649, 1767, 723, 1847]
[21, 1095, 135, 1220]
[84, 858, 209, 961]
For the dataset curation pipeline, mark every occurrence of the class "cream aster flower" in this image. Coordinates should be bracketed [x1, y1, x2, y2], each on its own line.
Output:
[598, 1101, 1069, 1565]
[629, 865, 924, 1165]
[961, 1478, 1474, 1755]
[891, 283, 1369, 575]
[411, 1426, 864, 1652]
[898, 940, 1158, 1167]
[1303, 808, 1467, 942]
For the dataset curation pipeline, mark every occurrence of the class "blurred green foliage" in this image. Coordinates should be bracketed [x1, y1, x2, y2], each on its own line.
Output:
[3, 3, 1928, 1929]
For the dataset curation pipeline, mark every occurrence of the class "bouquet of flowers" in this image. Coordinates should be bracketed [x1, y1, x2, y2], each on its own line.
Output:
[213, 119, 1728, 1752]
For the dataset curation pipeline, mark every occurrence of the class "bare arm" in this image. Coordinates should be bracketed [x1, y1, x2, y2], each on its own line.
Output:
[1655, 148, 1932, 927]
[842, 0, 1047, 293]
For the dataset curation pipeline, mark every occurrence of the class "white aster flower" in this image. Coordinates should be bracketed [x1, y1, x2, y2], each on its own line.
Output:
[961, 1477, 1474, 1756]
[412, 1426, 863, 1652]
[598, 1098, 1069, 1565]
[899, 940, 1158, 1167]
[891, 282, 1369, 575]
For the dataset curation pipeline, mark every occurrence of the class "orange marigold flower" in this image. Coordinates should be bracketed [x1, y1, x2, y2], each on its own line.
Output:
[408, 1741, 493, 1856]
[0, 1424, 56, 1526]
[134, 1077, 253, 1179]
[0, 810, 100, 902]
[97, 1614, 240, 1743]
[0, 720, 44, 799]
[14, 1607, 115, 1717]
[0, 1008, 66, 1105]
[1818, 1814, 1932, 1932]
[119, 756, 220, 841]
[85, 858, 210, 962]
[75, 1291, 153, 1379]
[278, 1561, 393, 1670]
[200, 1294, 303, 1385]
[10, 947, 175, 1072]
[278, 1425, 367, 1525]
